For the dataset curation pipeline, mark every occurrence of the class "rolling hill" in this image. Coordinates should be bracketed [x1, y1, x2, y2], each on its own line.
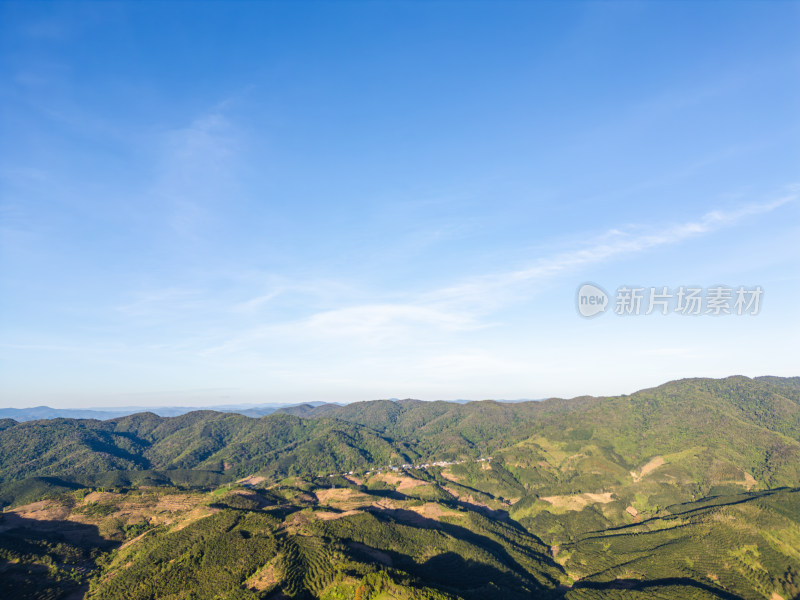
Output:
[1, 375, 799, 599]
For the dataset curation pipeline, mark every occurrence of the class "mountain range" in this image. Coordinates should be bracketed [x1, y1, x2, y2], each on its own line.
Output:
[0, 401, 337, 422]
[1, 375, 799, 600]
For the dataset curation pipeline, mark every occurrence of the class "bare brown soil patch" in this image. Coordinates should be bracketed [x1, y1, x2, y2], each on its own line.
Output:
[442, 486, 502, 514]
[282, 511, 314, 532]
[386, 508, 430, 526]
[438, 469, 463, 483]
[397, 479, 429, 491]
[443, 485, 478, 503]
[9, 490, 210, 538]
[3, 501, 110, 545]
[739, 471, 758, 490]
[315, 488, 362, 504]
[443, 485, 463, 499]
[371, 472, 429, 491]
[373, 472, 404, 485]
[370, 498, 398, 511]
[239, 475, 267, 486]
[630, 456, 665, 482]
[409, 502, 464, 520]
[170, 506, 219, 531]
[82, 491, 118, 504]
[8, 499, 72, 522]
[584, 492, 613, 503]
[541, 492, 615, 511]
[154, 494, 197, 513]
[314, 509, 361, 520]
[246, 561, 280, 591]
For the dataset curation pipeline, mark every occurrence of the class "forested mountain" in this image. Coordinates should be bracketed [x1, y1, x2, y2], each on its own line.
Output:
[0, 401, 336, 422]
[1, 376, 800, 600]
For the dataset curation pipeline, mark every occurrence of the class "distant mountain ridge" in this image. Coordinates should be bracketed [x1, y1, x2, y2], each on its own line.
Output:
[0, 400, 338, 421]
[0, 399, 545, 422]
[2, 375, 799, 500]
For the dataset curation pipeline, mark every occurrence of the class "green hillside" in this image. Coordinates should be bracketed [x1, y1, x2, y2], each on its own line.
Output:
[1, 376, 800, 599]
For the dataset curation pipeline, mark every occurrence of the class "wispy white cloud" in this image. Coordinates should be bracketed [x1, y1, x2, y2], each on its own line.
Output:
[116, 287, 205, 318]
[133, 116, 799, 357]
[201, 190, 795, 358]
[303, 304, 480, 337]
[425, 191, 797, 309]
[152, 109, 240, 240]
[233, 290, 284, 313]
[230, 278, 358, 315]
[199, 304, 479, 357]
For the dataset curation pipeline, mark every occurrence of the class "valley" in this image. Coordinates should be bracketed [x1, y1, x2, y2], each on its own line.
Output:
[1, 376, 799, 599]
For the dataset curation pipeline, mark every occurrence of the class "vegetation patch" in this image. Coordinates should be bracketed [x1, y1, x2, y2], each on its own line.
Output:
[540, 492, 615, 512]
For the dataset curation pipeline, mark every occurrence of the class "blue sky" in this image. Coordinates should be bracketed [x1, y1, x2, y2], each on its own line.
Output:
[1, 1, 798, 407]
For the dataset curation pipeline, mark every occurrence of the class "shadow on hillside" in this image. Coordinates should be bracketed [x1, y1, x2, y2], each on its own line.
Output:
[580, 488, 792, 539]
[432, 479, 519, 520]
[571, 577, 746, 600]
[0, 511, 117, 548]
[363, 506, 563, 597]
[367, 482, 514, 522]
[448, 497, 511, 521]
[0, 512, 119, 599]
[361, 487, 408, 501]
[420, 551, 537, 594]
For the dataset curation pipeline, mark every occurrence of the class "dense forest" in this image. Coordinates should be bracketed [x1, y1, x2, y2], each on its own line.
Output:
[1, 376, 800, 599]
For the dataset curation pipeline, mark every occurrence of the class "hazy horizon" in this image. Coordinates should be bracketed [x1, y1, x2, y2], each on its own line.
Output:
[1, 374, 793, 411]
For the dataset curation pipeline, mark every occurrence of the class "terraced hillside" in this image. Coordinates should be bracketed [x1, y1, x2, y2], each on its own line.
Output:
[3, 471, 799, 600]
